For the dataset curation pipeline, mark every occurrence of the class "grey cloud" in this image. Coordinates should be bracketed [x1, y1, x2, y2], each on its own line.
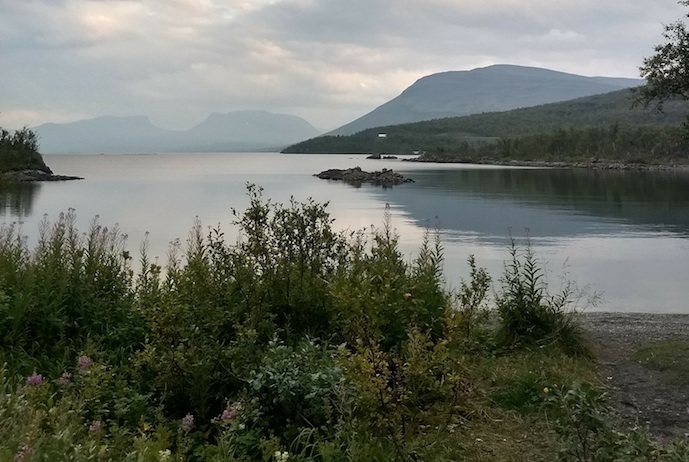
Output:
[0, 0, 686, 131]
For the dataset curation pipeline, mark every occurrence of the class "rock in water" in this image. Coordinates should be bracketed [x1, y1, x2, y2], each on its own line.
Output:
[315, 167, 413, 186]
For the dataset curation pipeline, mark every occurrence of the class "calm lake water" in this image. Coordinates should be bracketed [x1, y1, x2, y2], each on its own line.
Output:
[2, 152, 688, 313]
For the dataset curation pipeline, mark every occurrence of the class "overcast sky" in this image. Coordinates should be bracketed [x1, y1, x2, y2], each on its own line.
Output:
[1, 0, 686, 131]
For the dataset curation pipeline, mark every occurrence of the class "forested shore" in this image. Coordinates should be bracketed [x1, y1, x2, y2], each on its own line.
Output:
[283, 89, 689, 167]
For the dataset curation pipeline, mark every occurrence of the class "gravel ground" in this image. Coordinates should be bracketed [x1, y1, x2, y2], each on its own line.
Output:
[582, 312, 689, 440]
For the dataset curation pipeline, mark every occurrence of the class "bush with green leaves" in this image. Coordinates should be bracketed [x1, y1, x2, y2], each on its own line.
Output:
[548, 382, 689, 462]
[0, 211, 145, 374]
[244, 339, 344, 447]
[328, 211, 448, 352]
[495, 238, 592, 357]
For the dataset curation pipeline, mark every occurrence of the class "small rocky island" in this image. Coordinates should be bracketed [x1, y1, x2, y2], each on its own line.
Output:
[315, 167, 413, 187]
[366, 154, 398, 160]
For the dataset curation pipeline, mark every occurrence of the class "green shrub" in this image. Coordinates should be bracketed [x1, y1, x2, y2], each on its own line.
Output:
[329, 211, 448, 352]
[0, 211, 144, 374]
[338, 327, 467, 461]
[495, 239, 592, 357]
[548, 382, 689, 462]
[244, 339, 344, 447]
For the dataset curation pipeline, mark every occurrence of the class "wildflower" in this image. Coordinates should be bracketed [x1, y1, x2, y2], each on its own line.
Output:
[543, 387, 550, 394]
[221, 408, 237, 421]
[14, 445, 34, 461]
[26, 373, 43, 387]
[181, 414, 194, 433]
[59, 371, 72, 386]
[274, 450, 289, 462]
[89, 420, 102, 433]
[77, 355, 93, 371]
[159, 449, 172, 461]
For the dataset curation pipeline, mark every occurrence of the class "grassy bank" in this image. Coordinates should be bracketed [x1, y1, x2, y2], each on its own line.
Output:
[1, 186, 687, 461]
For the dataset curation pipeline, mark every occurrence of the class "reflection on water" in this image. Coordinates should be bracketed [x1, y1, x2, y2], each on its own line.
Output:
[359, 165, 689, 314]
[0, 182, 39, 218]
[371, 168, 689, 241]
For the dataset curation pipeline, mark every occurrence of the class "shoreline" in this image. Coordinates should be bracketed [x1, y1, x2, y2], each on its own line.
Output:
[581, 311, 689, 439]
[403, 156, 689, 171]
[0, 169, 83, 182]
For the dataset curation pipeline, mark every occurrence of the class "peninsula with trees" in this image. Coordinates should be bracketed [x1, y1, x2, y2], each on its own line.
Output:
[0, 127, 81, 182]
[283, 88, 689, 167]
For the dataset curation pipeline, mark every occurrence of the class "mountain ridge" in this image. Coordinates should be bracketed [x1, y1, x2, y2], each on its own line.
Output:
[34, 111, 321, 154]
[329, 64, 644, 136]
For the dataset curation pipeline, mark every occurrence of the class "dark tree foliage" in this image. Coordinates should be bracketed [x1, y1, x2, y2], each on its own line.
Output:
[638, 1, 689, 125]
[0, 126, 51, 173]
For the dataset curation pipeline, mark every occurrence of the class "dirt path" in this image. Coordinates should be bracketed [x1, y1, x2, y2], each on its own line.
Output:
[582, 312, 689, 440]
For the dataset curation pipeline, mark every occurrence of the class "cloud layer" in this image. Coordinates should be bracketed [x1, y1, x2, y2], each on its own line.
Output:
[1, 0, 685, 130]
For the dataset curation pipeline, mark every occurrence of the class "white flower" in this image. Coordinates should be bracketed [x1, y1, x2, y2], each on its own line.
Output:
[274, 450, 289, 462]
[159, 449, 172, 461]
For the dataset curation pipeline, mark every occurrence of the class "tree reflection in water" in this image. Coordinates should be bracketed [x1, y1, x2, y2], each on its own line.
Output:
[0, 182, 39, 218]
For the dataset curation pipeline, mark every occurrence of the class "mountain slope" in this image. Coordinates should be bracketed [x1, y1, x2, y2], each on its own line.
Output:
[282, 88, 689, 155]
[331, 64, 644, 136]
[35, 111, 321, 154]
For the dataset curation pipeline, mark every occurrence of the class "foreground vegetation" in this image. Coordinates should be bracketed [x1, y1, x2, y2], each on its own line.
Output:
[1, 187, 688, 461]
[282, 89, 689, 165]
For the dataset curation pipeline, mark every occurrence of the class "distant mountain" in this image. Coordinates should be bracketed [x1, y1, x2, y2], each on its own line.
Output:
[35, 116, 177, 154]
[34, 111, 321, 154]
[183, 111, 321, 152]
[330, 64, 644, 135]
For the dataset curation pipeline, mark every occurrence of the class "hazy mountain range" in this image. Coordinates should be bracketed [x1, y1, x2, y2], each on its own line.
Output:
[329, 64, 644, 136]
[33, 65, 645, 153]
[34, 110, 321, 154]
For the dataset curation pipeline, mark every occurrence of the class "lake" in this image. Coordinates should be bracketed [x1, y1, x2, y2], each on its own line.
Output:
[2, 152, 688, 313]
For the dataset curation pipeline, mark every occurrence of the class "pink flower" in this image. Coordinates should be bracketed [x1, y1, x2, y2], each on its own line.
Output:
[59, 371, 72, 386]
[89, 420, 102, 433]
[221, 408, 237, 421]
[26, 373, 43, 387]
[181, 414, 194, 433]
[77, 356, 93, 371]
[14, 445, 34, 461]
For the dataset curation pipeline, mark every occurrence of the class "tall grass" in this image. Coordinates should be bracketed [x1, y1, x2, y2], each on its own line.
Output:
[0, 210, 143, 375]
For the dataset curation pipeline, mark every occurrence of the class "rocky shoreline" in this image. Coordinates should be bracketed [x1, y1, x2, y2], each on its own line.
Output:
[315, 167, 413, 186]
[582, 312, 689, 439]
[405, 156, 689, 171]
[1, 169, 83, 182]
